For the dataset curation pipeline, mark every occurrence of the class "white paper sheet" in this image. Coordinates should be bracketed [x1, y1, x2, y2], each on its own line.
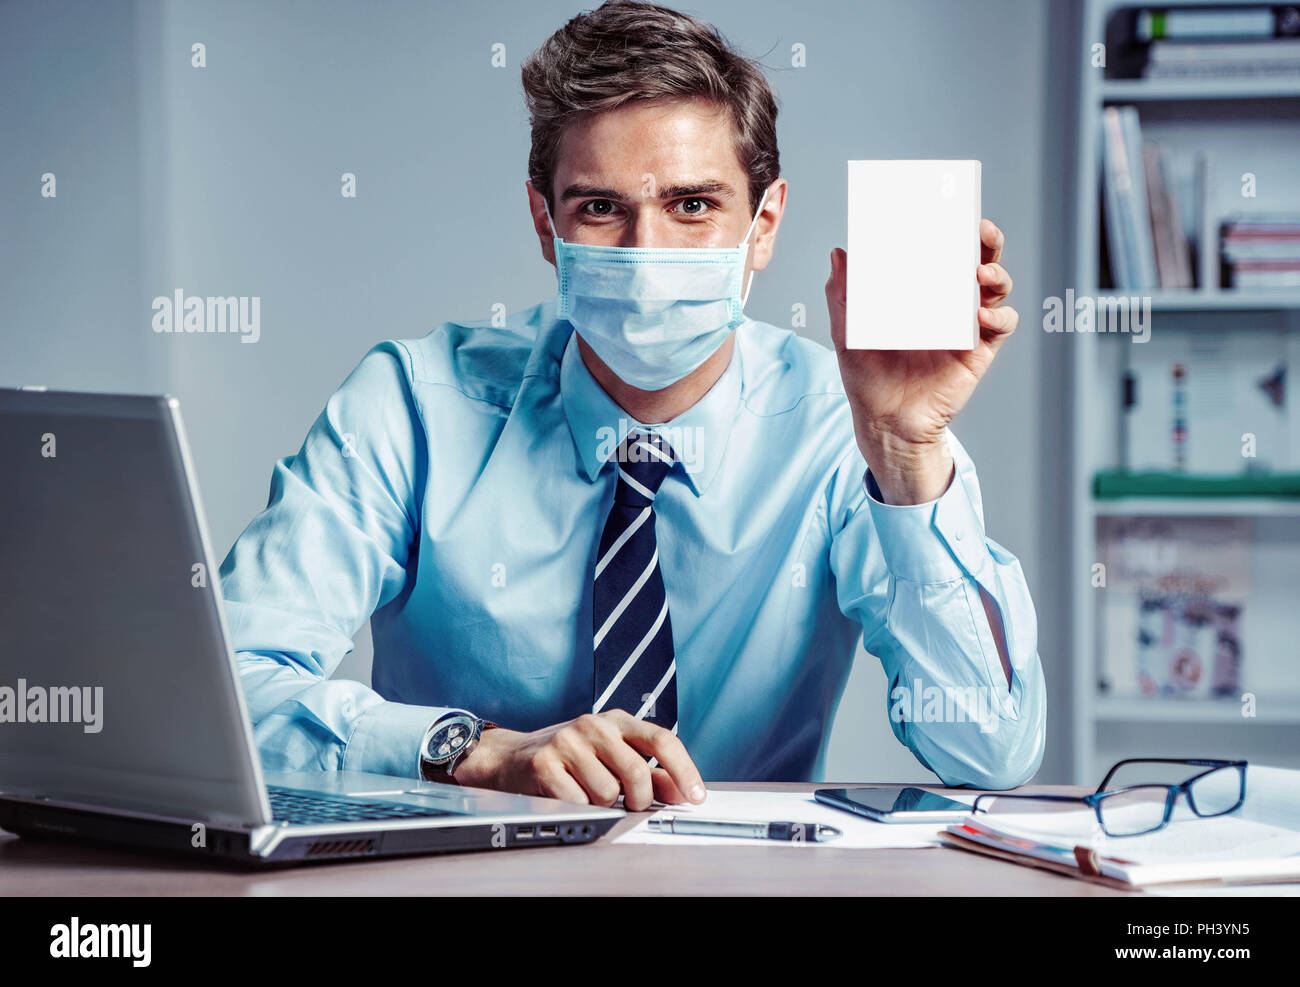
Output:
[1144, 882, 1300, 897]
[613, 788, 979, 849]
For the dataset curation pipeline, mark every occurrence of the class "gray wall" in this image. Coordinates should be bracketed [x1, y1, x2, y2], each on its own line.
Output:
[1, 0, 1075, 782]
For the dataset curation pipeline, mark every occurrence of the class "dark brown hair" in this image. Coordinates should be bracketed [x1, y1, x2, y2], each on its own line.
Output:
[521, 0, 780, 214]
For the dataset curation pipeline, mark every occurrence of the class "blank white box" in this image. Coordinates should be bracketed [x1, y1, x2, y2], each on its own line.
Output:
[846, 160, 981, 350]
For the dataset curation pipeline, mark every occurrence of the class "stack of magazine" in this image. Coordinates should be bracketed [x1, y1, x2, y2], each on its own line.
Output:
[1143, 38, 1300, 78]
[1222, 216, 1300, 289]
[1096, 517, 1249, 701]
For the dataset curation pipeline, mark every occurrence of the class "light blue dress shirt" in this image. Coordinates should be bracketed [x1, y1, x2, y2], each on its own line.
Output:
[219, 301, 1046, 789]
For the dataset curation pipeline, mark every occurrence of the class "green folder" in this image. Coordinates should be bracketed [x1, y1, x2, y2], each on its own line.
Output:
[1094, 471, 1300, 499]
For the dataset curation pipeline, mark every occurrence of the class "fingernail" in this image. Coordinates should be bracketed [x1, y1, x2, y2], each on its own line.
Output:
[690, 785, 706, 802]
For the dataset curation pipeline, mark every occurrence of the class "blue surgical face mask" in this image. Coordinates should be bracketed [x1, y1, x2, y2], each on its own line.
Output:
[546, 188, 768, 391]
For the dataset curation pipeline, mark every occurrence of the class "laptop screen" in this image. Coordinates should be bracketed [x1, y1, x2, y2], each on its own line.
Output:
[0, 390, 270, 827]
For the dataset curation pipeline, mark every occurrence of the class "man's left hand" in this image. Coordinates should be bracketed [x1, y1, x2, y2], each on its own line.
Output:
[824, 218, 1019, 505]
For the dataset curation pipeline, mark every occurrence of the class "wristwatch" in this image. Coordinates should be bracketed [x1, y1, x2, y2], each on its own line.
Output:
[418, 710, 497, 784]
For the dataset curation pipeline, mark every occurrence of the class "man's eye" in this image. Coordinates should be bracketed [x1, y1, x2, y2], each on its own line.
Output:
[675, 198, 711, 216]
[581, 200, 617, 217]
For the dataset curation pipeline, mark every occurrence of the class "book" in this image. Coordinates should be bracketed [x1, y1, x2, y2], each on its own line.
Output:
[1136, 6, 1292, 42]
[1121, 108, 1160, 290]
[1159, 150, 1206, 288]
[1134, 592, 1242, 698]
[1222, 214, 1300, 288]
[1143, 144, 1194, 290]
[1233, 263, 1300, 289]
[941, 765, 1300, 890]
[1145, 38, 1300, 78]
[1101, 107, 1159, 290]
[1101, 108, 1135, 290]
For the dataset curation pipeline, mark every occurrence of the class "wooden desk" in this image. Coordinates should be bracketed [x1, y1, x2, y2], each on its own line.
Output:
[0, 782, 1145, 896]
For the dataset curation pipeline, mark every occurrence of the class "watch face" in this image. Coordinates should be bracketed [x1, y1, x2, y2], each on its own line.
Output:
[425, 715, 475, 763]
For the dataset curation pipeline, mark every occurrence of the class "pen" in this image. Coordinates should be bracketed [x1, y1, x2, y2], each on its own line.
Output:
[647, 815, 842, 842]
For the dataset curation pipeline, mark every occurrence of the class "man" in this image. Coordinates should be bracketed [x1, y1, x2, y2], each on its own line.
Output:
[219, 0, 1045, 812]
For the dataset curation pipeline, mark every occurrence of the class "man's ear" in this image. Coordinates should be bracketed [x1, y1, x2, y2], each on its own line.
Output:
[748, 177, 787, 273]
[526, 179, 557, 267]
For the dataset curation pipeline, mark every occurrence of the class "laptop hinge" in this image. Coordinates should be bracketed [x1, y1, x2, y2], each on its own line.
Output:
[248, 823, 291, 857]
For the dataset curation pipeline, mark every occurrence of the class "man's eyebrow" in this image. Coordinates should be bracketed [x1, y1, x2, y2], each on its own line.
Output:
[560, 184, 626, 202]
[559, 180, 738, 202]
[657, 180, 736, 201]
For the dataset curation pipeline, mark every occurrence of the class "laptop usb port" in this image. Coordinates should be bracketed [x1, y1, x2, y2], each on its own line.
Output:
[515, 826, 535, 839]
[537, 826, 558, 838]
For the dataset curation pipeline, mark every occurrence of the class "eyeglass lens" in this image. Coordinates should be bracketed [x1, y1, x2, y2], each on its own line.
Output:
[1097, 762, 1244, 835]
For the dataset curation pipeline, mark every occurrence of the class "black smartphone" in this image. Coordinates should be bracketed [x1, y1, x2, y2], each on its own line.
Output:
[813, 786, 972, 823]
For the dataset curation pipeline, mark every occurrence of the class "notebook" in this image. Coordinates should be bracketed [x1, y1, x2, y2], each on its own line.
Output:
[941, 765, 1300, 890]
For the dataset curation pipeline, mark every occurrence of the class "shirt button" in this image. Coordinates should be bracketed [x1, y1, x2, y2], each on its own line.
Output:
[954, 530, 964, 541]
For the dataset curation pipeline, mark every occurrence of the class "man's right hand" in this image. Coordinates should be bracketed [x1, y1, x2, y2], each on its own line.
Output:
[451, 710, 706, 812]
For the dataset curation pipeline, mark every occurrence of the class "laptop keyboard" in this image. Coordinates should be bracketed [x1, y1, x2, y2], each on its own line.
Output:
[267, 786, 452, 825]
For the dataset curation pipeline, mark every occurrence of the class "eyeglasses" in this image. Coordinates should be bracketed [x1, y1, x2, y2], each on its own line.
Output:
[971, 758, 1248, 837]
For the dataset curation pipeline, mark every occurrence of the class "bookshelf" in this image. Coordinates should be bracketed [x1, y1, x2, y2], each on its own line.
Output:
[1070, 0, 1300, 783]
[1146, 290, 1300, 310]
[1102, 77, 1300, 100]
[1093, 498, 1300, 517]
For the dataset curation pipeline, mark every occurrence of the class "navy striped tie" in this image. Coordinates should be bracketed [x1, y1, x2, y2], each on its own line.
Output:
[592, 430, 677, 735]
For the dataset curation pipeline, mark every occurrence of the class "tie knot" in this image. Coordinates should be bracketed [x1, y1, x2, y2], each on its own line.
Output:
[612, 430, 676, 506]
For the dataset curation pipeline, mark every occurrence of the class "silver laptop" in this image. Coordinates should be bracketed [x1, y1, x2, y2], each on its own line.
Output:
[0, 387, 623, 865]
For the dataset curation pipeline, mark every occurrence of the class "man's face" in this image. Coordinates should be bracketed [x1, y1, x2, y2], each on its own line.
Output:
[546, 98, 763, 268]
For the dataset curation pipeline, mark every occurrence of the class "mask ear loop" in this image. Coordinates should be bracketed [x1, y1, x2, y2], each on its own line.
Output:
[739, 186, 770, 250]
[542, 195, 558, 239]
[739, 186, 770, 308]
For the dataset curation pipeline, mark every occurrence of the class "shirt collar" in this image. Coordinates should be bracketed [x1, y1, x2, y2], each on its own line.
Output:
[559, 322, 744, 496]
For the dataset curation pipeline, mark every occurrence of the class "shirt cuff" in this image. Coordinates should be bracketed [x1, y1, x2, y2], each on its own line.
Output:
[863, 467, 993, 584]
[342, 700, 456, 779]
